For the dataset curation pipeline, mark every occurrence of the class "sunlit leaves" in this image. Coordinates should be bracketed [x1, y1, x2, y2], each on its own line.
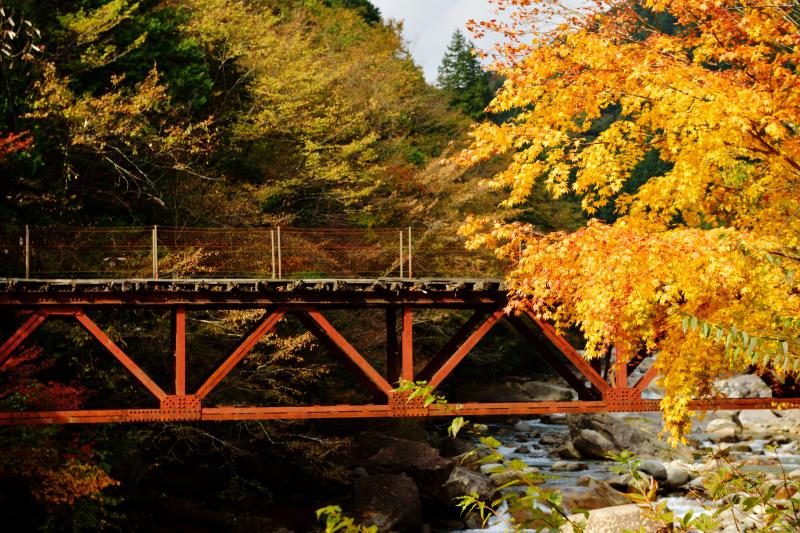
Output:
[458, 0, 800, 441]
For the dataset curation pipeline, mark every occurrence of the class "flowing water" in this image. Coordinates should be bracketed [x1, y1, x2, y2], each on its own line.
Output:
[459, 415, 800, 531]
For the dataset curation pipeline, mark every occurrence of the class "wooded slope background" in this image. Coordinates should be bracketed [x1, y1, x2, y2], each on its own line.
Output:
[0, 1, 585, 530]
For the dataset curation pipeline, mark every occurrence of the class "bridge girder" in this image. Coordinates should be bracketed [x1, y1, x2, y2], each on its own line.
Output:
[0, 279, 798, 424]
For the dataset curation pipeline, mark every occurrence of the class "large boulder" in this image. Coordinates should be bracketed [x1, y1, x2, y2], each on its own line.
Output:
[438, 467, 495, 504]
[559, 504, 660, 532]
[365, 434, 454, 493]
[566, 414, 672, 460]
[354, 474, 422, 532]
[572, 429, 617, 460]
[560, 477, 631, 512]
[738, 409, 784, 430]
[706, 418, 741, 442]
[554, 441, 582, 459]
[516, 381, 577, 401]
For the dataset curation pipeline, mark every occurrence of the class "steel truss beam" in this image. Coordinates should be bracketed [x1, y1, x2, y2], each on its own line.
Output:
[1, 291, 800, 424]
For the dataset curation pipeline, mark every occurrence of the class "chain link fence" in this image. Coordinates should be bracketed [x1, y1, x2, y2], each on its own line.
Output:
[1, 226, 502, 279]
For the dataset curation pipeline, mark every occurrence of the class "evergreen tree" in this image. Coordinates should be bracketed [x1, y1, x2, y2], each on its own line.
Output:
[436, 29, 491, 119]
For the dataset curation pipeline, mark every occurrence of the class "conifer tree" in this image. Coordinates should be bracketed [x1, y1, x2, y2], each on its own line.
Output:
[437, 29, 490, 119]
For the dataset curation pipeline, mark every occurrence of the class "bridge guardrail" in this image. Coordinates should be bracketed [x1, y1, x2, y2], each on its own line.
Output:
[0, 226, 502, 279]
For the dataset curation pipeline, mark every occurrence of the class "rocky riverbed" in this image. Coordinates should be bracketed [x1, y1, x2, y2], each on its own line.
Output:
[342, 374, 800, 532]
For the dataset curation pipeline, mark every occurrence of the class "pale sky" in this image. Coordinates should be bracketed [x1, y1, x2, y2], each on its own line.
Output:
[371, 0, 512, 84]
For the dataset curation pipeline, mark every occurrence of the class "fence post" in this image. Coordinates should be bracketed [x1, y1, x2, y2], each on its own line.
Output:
[24, 225, 29, 280]
[399, 230, 404, 278]
[152, 225, 158, 279]
[271, 229, 276, 279]
[407, 227, 413, 279]
[277, 226, 282, 279]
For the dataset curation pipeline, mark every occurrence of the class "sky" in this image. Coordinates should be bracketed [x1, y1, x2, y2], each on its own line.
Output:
[370, 0, 513, 84]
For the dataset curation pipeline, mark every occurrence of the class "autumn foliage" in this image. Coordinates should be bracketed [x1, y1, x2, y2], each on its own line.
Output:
[461, 0, 800, 440]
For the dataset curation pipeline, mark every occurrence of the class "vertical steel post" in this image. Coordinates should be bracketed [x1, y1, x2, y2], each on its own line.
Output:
[271, 229, 276, 279]
[386, 307, 400, 385]
[277, 226, 282, 279]
[152, 225, 159, 279]
[614, 344, 628, 389]
[399, 230, 404, 278]
[401, 305, 413, 382]
[24, 225, 29, 280]
[407, 227, 413, 279]
[174, 306, 186, 395]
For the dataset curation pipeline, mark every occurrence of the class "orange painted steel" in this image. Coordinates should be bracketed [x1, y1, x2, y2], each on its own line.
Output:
[0, 310, 46, 365]
[427, 308, 505, 389]
[75, 312, 168, 401]
[417, 309, 490, 382]
[1, 278, 799, 424]
[195, 309, 285, 400]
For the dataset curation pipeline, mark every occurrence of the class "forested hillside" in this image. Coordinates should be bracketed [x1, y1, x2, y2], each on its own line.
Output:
[2, 0, 563, 230]
[0, 1, 588, 530]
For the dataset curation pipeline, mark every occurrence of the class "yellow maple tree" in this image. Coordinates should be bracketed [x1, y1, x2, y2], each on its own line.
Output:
[460, 0, 800, 441]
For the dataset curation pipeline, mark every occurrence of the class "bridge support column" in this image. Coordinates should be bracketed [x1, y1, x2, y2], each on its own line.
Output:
[173, 306, 186, 396]
[401, 306, 413, 383]
[386, 307, 400, 385]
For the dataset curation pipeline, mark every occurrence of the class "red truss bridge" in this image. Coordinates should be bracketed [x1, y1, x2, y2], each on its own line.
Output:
[0, 227, 797, 424]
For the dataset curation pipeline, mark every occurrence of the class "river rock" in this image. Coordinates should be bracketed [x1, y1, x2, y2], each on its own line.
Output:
[516, 381, 577, 401]
[706, 418, 741, 442]
[438, 467, 495, 503]
[365, 435, 454, 492]
[488, 466, 540, 486]
[540, 414, 568, 424]
[354, 473, 422, 532]
[479, 463, 503, 475]
[566, 414, 671, 460]
[637, 459, 667, 481]
[560, 477, 631, 511]
[687, 475, 706, 492]
[787, 469, 800, 480]
[608, 472, 655, 494]
[738, 409, 783, 429]
[664, 464, 691, 488]
[554, 441, 582, 460]
[439, 437, 475, 459]
[540, 435, 564, 446]
[559, 504, 660, 533]
[551, 460, 587, 472]
[571, 429, 617, 460]
[715, 375, 771, 398]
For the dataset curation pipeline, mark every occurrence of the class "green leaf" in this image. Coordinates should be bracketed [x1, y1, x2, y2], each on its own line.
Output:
[746, 336, 757, 356]
[448, 416, 466, 438]
[690, 316, 698, 331]
[682, 316, 690, 334]
[479, 436, 502, 448]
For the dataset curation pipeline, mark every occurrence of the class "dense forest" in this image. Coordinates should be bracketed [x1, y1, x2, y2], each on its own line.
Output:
[0, 1, 586, 530]
[0, 0, 584, 231]
[5, 0, 795, 530]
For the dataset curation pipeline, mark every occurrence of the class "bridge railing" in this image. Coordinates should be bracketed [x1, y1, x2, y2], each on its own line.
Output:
[0, 226, 502, 279]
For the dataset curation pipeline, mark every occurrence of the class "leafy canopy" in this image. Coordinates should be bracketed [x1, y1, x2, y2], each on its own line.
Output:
[460, 0, 800, 441]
